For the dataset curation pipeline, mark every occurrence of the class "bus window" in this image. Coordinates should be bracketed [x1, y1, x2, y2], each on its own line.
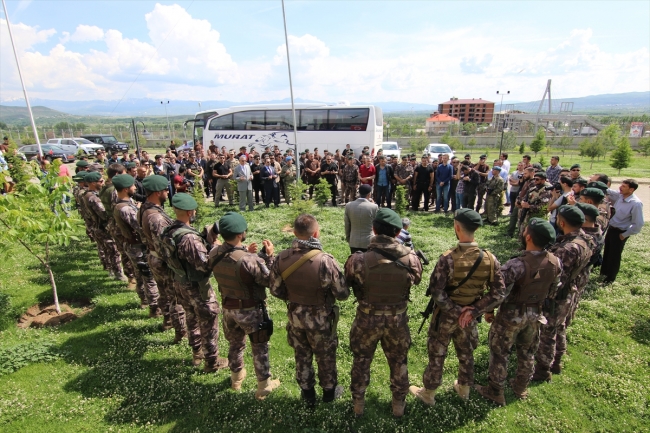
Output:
[299, 110, 327, 131]
[208, 114, 233, 130]
[234, 111, 265, 130]
[328, 108, 369, 131]
[374, 106, 383, 126]
[264, 110, 295, 130]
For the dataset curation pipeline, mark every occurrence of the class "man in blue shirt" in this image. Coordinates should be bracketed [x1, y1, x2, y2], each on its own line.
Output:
[435, 155, 453, 213]
[374, 156, 393, 208]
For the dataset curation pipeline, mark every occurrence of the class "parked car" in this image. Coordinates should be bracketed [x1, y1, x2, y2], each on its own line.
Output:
[80, 134, 129, 153]
[424, 143, 455, 160]
[18, 144, 76, 162]
[381, 141, 401, 160]
[46, 138, 104, 156]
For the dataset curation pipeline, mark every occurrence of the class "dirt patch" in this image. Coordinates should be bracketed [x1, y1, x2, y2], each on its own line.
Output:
[18, 300, 93, 329]
[282, 224, 294, 233]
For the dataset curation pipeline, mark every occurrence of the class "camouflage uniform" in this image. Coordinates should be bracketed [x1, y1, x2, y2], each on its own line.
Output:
[138, 201, 186, 337]
[568, 224, 604, 326]
[340, 163, 360, 203]
[423, 243, 505, 390]
[83, 190, 123, 275]
[484, 252, 561, 396]
[270, 239, 349, 394]
[100, 183, 135, 281]
[597, 198, 611, 231]
[393, 163, 414, 205]
[345, 235, 422, 402]
[518, 182, 552, 239]
[74, 186, 108, 269]
[485, 175, 505, 223]
[474, 163, 490, 212]
[211, 243, 275, 381]
[535, 229, 593, 377]
[280, 164, 297, 204]
[114, 199, 160, 311]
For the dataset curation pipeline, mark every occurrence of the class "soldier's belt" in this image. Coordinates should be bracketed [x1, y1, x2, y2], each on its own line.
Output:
[358, 306, 406, 316]
[502, 303, 541, 313]
[222, 297, 258, 310]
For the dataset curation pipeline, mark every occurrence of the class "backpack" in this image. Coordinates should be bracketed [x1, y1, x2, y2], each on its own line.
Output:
[159, 221, 202, 282]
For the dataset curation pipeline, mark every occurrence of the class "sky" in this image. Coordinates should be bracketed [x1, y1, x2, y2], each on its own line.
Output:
[1, 0, 649, 106]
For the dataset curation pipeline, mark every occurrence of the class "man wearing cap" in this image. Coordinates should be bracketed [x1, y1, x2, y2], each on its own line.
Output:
[280, 156, 297, 204]
[320, 154, 339, 207]
[410, 209, 505, 406]
[234, 155, 254, 212]
[548, 176, 574, 231]
[568, 164, 583, 182]
[73, 171, 110, 270]
[393, 156, 413, 207]
[580, 184, 609, 230]
[345, 208, 422, 417]
[338, 156, 358, 204]
[164, 193, 228, 372]
[270, 214, 349, 407]
[75, 159, 90, 174]
[518, 171, 552, 241]
[533, 205, 593, 381]
[485, 166, 505, 225]
[112, 174, 161, 318]
[344, 184, 378, 254]
[210, 212, 281, 399]
[460, 163, 480, 210]
[474, 155, 490, 213]
[473, 218, 562, 405]
[138, 175, 187, 343]
[83, 171, 126, 280]
[508, 167, 536, 237]
[600, 179, 644, 284]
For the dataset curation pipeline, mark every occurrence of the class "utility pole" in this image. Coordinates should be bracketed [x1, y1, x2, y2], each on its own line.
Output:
[496, 90, 510, 156]
[281, 0, 300, 181]
[161, 101, 172, 139]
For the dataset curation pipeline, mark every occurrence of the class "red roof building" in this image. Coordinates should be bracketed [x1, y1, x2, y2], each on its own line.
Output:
[425, 112, 460, 134]
[437, 97, 494, 124]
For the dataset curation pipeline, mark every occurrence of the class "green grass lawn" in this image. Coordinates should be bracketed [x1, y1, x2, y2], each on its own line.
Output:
[1, 203, 649, 432]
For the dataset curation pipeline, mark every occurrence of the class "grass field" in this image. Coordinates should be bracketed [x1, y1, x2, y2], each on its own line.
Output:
[1, 202, 649, 432]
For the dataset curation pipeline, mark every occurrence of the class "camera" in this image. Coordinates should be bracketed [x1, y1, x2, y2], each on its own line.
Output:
[415, 250, 430, 266]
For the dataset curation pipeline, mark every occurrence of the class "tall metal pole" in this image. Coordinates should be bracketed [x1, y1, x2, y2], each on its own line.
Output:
[496, 90, 509, 155]
[281, 0, 300, 182]
[161, 101, 172, 139]
[2, 0, 42, 157]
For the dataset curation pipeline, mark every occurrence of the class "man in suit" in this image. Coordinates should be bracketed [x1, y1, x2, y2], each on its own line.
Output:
[261, 157, 281, 207]
[234, 155, 255, 212]
[344, 184, 378, 253]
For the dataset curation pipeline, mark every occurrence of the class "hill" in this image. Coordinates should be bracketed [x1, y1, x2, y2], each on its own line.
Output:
[0, 105, 70, 123]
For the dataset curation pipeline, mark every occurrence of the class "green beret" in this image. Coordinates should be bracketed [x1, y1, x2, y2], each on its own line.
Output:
[142, 175, 168, 192]
[171, 193, 198, 211]
[580, 187, 605, 201]
[76, 160, 89, 167]
[347, 155, 354, 160]
[558, 205, 584, 226]
[374, 208, 402, 230]
[219, 212, 248, 237]
[479, 154, 487, 159]
[526, 218, 556, 245]
[454, 208, 483, 229]
[84, 171, 102, 183]
[532, 163, 543, 170]
[112, 174, 134, 190]
[125, 162, 136, 169]
[576, 178, 588, 186]
[72, 173, 86, 182]
[570, 163, 581, 170]
[575, 202, 600, 220]
[534, 171, 547, 179]
[587, 181, 608, 192]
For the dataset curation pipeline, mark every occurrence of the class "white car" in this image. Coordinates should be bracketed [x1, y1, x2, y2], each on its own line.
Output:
[424, 143, 455, 160]
[46, 138, 104, 156]
[381, 141, 401, 160]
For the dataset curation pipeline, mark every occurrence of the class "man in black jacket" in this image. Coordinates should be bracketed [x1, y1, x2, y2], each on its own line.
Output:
[133, 165, 148, 203]
[461, 164, 480, 209]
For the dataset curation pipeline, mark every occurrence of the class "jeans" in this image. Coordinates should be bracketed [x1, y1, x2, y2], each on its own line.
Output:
[456, 192, 464, 209]
[435, 183, 450, 212]
[375, 184, 391, 208]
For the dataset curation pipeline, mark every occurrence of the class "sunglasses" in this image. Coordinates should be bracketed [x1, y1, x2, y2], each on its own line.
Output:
[571, 169, 580, 172]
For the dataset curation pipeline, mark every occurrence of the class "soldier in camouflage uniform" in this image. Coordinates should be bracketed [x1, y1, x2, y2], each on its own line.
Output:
[393, 156, 414, 208]
[485, 166, 505, 225]
[345, 208, 422, 418]
[138, 175, 187, 342]
[73, 171, 109, 271]
[82, 171, 126, 280]
[533, 206, 593, 381]
[508, 167, 535, 238]
[580, 184, 609, 231]
[166, 193, 229, 372]
[270, 214, 349, 406]
[340, 156, 360, 204]
[210, 212, 281, 400]
[474, 218, 562, 405]
[279, 157, 297, 204]
[112, 174, 161, 318]
[99, 164, 136, 286]
[410, 209, 505, 406]
[518, 172, 552, 241]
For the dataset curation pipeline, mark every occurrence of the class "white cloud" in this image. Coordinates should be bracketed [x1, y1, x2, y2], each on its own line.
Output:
[70, 24, 105, 42]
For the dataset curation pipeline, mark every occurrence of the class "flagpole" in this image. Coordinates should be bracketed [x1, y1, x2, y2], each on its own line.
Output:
[281, 0, 299, 181]
[2, 0, 42, 157]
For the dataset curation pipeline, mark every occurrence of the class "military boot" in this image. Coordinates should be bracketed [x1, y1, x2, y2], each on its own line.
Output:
[322, 385, 344, 403]
[203, 357, 229, 373]
[255, 376, 280, 400]
[114, 271, 129, 282]
[172, 330, 186, 344]
[550, 355, 563, 374]
[453, 380, 470, 401]
[231, 368, 246, 391]
[392, 397, 406, 418]
[408, 386, 436, 406]
[531, 366, 552, 383]
[149, 305, 162, 318]
[352, 398, 365, 417]
[191, 350, 204, 367]
[509, 378, 528, 400]
[474, 384, 505, 406]
[301, 387, 316, 408]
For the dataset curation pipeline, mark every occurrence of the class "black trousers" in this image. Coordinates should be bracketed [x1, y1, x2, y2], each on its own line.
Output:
[600, 227, 629, 283]
[263, 182, 280, 207]
[411, 185, 430, 211]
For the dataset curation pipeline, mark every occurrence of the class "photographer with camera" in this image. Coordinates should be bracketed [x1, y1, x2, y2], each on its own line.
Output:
[548, 176, 574, 232]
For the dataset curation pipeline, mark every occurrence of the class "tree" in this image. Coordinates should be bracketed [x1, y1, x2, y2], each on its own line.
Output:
[529, 129, 546, 156]
[313, 178, 332, 206]
[519, 141, 526, 154]
[599, 124, 621, 155]
[408, 136, 428, 155]
[502, 131, 518, 149]
[578, 138, 606, 169]
[557, 136, 573, 156]
[394, 185, 408, 216]
[637, 137, 650, 157]
[610, 136, 633, 175]
[0, 121, 7, 130]
[439, 132, 451, 144]
[462, 122, 477, 135]
[0, 160, 79, 314]
[467, 138, 477, 147]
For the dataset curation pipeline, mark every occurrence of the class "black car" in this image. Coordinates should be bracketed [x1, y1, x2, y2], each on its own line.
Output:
[18, 144, 77, 162]
[80, 134, 129, 153]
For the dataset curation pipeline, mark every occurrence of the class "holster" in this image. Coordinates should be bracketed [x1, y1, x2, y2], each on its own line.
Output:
[136, 261, 152, 277]
[249, 304, 274, 343]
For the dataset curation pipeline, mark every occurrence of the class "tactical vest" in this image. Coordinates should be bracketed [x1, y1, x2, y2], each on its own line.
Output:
[361, 249, 411, 306]
[137, 202, 172, 253]
[83, 190, 104, 226]
[509, 251, 561, 305]
[444, 245, 495, 306]
[277, 249, 325, 306]
[113, 200, 140, 244]
[99, 184, 116, 220]
[159, 222, 210, 283]
[553, 233, 592, 300]
[211, 248, 266, 301]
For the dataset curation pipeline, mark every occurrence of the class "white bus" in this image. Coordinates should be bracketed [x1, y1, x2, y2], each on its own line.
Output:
[185, 103, 383, 156]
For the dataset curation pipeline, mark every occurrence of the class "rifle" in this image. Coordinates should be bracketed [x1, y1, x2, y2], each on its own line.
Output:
[418, 297, 435, 334]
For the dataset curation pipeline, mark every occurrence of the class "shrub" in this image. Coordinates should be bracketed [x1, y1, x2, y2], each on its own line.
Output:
[394, 185, 407, 216]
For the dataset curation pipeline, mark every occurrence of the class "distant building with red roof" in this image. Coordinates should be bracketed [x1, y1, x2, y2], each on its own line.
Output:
[437, 97, 495, 124]
[425, 112, 460, 134]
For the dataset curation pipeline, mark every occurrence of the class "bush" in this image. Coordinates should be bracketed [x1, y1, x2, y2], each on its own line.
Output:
[0, 292, 14, 331]
[519, 141, 526, 154]
[394, 185, 408, 216]
[313, 178, 332, 206]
